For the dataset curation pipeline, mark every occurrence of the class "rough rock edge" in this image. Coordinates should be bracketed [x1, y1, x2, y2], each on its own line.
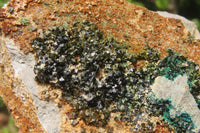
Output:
[157, 11, 200, 40]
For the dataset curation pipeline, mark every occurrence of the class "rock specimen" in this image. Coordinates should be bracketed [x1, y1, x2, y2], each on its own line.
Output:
[0, 0, 200, 132]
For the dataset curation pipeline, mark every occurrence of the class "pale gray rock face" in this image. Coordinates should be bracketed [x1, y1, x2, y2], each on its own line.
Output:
[151, 75, 200, 132]
[157, 11, 200, 39]
[4, 38, 60, 133]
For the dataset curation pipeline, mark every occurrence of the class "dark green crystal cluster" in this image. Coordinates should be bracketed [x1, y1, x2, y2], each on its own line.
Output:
[31, 20, 199, 132]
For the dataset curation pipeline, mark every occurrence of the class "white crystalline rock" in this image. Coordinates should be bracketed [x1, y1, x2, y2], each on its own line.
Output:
[5, 39, 60, 133]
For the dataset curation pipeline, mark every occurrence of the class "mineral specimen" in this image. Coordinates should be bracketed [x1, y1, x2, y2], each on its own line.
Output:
[31, 20, 200, 132]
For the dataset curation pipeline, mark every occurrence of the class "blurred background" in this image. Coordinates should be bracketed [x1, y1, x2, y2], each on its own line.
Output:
[0, 0, 199, 132]
[0, 97, 18, 133]
[127, 0, 200, 31]
[0, 0, 8, 8]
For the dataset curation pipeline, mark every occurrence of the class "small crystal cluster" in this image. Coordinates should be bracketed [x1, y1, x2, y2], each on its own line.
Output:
[31, 20, 200, 132]
[145, 48, 200, 109]
[159, 49, 200, 108]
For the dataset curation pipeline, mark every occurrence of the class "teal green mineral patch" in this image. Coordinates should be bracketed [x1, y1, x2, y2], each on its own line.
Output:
[156, 49, 200, 109]
[159, 99, 195, 132]
[163, 110, 195, 132]
[159, 49, 198, 81]
[148, 96, 196, 132]
[31, 20, 200, 132]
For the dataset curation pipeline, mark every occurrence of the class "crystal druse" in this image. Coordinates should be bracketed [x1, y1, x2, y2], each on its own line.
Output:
[31, 20, 200, 132]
